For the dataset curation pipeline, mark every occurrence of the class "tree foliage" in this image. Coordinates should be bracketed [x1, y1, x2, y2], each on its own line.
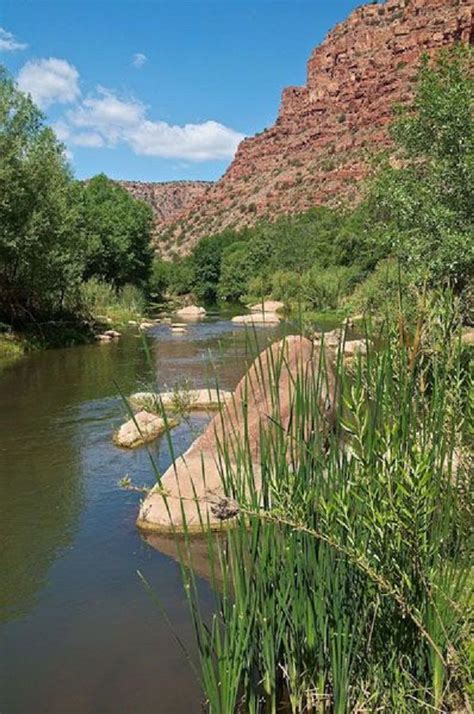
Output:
[0, 67, 83, 321]
[79, 173, 153, 289]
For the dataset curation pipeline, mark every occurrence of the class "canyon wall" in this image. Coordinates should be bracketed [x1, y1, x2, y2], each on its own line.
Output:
[160, 0, 472, 255]
[119, 180, 212, 245]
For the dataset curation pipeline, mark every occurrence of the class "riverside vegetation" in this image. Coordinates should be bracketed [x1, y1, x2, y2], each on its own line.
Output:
[162, 291, 472, 713]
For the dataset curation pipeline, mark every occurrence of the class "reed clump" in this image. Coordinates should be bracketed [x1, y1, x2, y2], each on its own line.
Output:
[176, 293, 472, 713]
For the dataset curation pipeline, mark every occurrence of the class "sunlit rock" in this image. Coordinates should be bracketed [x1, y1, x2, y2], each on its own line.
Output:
[113, 410, 176, 449]
[137, 335, 337, 533]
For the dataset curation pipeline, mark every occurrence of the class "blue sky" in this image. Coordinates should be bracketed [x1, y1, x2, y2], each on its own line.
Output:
[1, 1, 361, 182]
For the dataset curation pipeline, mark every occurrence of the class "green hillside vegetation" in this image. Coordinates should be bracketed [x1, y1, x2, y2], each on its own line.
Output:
[153, 48, 473, 321]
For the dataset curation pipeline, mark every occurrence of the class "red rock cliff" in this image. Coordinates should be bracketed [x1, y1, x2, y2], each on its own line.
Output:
[119, 180, 212, 247]
[164, 0, 472, 255]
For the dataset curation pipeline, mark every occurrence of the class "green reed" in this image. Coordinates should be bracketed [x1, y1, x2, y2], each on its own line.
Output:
[173, 297, 472, 713]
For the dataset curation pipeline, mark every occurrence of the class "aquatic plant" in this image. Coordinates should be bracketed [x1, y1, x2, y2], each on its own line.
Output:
[175, 296, 472, 712]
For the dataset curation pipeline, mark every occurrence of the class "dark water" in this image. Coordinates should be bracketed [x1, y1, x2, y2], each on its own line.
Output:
[0, 312, 285, 714]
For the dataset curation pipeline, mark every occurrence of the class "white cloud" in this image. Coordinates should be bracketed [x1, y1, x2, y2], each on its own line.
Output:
[132, 52, 147, 69]
[128, 119, 244, 160]
[17, 58, 80, 108]
[0, 27, 27, 52]
[61, 87, 244, 161]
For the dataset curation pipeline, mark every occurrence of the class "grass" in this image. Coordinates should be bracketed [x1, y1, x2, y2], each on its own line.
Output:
[0, 332, 25, 366]
[167, 292, 472, 712]
[81, 278, 147, 326]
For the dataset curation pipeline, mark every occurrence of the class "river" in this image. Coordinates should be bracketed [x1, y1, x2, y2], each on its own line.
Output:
[0, 311, 289, 713]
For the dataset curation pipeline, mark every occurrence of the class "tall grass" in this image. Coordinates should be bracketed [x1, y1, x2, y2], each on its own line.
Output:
[175, 294, 472, 712]
[81, 278, 146, 325]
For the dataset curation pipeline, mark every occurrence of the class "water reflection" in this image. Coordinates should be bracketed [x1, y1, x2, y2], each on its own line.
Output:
[0, 317, 284, 713]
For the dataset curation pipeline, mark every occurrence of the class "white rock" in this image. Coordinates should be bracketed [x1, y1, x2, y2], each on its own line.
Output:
[96, 334, 113, 342]
[249, 300, 284, 314]
[175, 305, 206, 319]
[232, 312, 281, 325]
[113, 410, 176, 449]
[130, 389, 233, 412]
[103, 330, 121, 339]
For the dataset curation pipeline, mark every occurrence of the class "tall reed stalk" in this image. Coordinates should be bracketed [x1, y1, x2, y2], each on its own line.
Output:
[172, 295, 472, 712]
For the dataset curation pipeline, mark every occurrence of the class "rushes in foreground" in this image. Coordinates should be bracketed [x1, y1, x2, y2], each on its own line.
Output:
[175, 300, 472, 713]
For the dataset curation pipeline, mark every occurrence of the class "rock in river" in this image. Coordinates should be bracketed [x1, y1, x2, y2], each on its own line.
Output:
[175, 305, 206, 319]
[136, 335, 337, 534]
[113, 410, 176, 449]
[130, 388, 232, 412]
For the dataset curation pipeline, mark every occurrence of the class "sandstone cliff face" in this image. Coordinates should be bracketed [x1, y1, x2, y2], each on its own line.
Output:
[163, 0, 472, 255]
[119, 180, 212, 244]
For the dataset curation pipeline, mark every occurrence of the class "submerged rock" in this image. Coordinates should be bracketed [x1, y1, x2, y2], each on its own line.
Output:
[113, 410, 176, 449]
[175, 305, 206, 319]
[137, 336, 337, 534]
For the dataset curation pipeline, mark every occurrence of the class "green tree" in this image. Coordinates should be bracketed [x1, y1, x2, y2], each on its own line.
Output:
[0, 66, 83, 322]
[369, 48, 474, 292]
[79, 174, 153, 288]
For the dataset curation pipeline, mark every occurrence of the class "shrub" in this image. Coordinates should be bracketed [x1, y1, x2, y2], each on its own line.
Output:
[300, 264, 360, 310]
[347, 258, 416, 315]
[271, 270, 301, 303]
[149, 257, 170, 302]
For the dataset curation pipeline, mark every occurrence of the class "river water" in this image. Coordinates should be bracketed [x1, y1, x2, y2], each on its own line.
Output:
[0, 311, 288, 714]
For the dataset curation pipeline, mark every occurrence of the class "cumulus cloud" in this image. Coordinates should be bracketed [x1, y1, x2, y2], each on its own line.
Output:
[132, 52, 147, 69]
[61, 87, 244, 161]
[0, 27, 27, 52]
[17, 58, 80, 108]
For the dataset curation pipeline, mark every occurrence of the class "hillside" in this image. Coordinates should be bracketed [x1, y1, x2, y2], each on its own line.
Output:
[118, 180, 213, 242]
[156, 0, 472, 256]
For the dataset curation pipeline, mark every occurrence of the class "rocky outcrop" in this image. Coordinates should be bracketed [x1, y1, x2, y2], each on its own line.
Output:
[118, 180, 212, 252]
[161, 0, 473, 254]
[136, 336, 337, 533]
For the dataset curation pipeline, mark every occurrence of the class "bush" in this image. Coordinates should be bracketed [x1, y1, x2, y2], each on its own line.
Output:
[347, 258, 416, 315]
[300, 265, 360, 311]
[149, 257, 170, 302]
[167, 257, 195, 296]
[271, 270, 301, 303]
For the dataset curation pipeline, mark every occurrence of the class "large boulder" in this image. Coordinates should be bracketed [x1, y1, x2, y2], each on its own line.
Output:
[175, 305, 206, 319]
[113, 410, 176, 449]
[137, 336, 337, 534]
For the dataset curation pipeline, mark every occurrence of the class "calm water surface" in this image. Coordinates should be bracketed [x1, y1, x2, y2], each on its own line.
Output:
[0, 312, 285, 714]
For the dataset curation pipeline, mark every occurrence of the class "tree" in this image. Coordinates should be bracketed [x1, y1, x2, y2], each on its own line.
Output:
[0, 66, 83, 322]
[369, 48, 474, 293]
[79, 174, 153, 288]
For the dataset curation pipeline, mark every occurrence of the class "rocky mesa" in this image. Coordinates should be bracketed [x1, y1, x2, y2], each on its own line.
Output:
[157, 0, 472, 255]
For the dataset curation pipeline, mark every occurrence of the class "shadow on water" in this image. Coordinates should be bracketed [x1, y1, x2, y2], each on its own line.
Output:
[0, 316, 287, 713]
